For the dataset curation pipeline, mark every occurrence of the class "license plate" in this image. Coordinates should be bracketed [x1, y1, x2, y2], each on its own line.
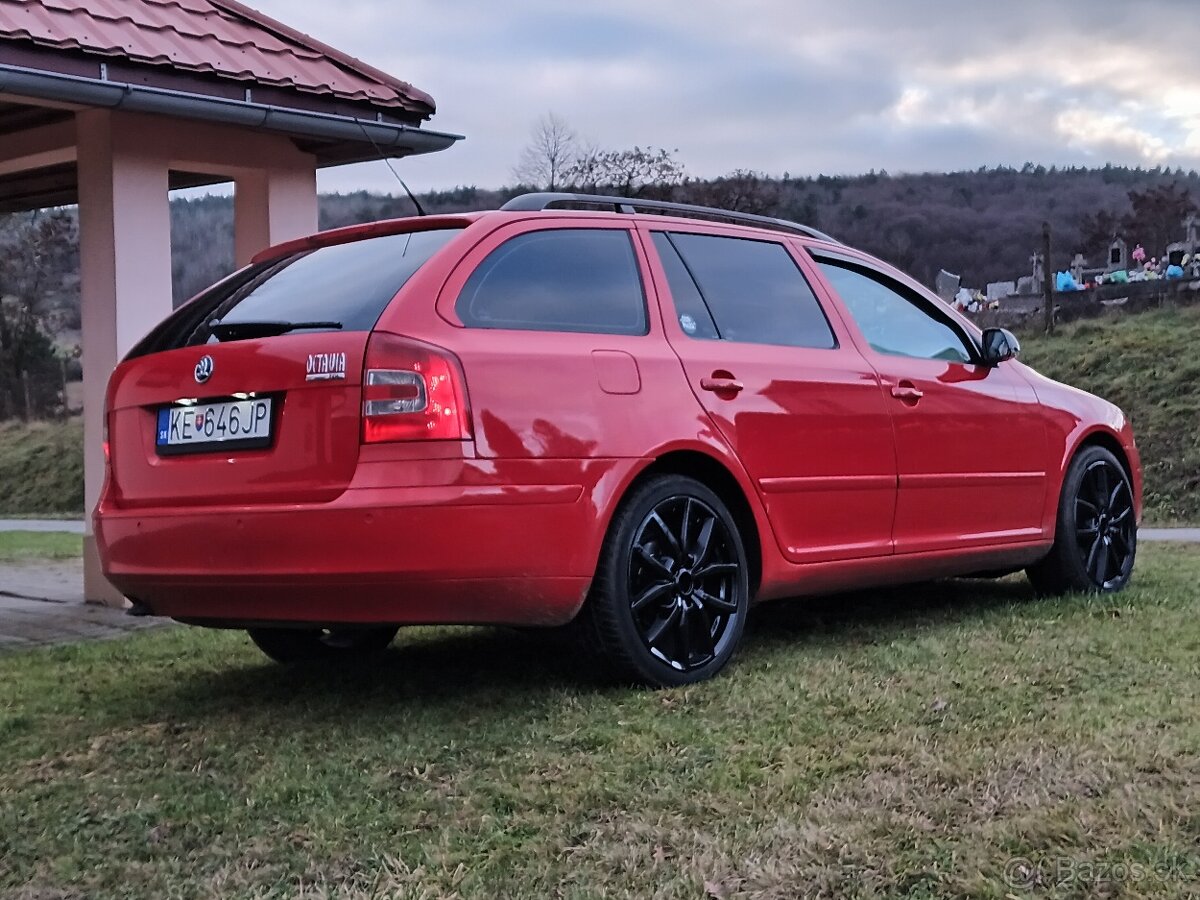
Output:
[156, 397, 274, 454]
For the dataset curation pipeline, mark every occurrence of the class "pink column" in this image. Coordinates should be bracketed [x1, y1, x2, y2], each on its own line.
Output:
[234, 165, 319, 266]
[76, 109, 174, 605]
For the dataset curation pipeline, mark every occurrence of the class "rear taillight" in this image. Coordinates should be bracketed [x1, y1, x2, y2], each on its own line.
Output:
[361, 332, 472, 443]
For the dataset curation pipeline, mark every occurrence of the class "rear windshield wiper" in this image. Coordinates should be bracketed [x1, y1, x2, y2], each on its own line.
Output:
[208, 320, 343, 341]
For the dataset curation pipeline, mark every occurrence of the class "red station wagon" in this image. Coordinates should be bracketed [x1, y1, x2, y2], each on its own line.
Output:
[96, 193, 1142, 686]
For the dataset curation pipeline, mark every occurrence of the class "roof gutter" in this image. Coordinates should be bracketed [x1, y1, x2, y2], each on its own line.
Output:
[0, 63, 463, 157]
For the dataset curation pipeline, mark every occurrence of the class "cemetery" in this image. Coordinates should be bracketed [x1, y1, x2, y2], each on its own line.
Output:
[938, 215, 1200, 326]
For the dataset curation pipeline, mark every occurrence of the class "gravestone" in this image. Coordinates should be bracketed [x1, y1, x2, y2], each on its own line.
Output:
[1107, 237, 1127, 272]
[935, 269, 961, 302]
[1031, 251, 1045, 286]
[1071, 253, 1086, 284]
[986, 281, 1016, 302]
[1016, 275, 1037, 295]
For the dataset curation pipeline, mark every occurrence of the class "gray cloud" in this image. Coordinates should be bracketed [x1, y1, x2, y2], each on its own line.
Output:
[247, 0, 1200, 192]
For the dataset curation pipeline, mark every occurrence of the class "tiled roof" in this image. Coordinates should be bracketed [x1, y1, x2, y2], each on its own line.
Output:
[0, 0, 434, 116]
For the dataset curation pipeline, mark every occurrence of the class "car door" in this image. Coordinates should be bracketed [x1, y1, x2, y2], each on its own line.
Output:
[807, 251, 1048, 554]
[640, 225, 898, 564]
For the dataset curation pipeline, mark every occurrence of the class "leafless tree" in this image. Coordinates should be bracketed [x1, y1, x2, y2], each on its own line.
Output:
[512, 113, 578, 191]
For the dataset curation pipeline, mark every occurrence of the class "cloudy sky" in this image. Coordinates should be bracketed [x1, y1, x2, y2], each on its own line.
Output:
[249, 0, 1200, 194]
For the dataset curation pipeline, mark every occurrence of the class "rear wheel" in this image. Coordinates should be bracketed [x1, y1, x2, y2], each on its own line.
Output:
[247, 626, 398, 664]
[577, 475, 750, 687]
[1027, 445, 1136, 595]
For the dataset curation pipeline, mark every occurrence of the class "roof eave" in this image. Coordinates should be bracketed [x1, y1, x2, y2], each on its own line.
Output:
[0, 62, 462, 162]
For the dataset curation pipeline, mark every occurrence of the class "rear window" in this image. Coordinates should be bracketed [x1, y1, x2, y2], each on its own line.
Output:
[126, 228, 461, 358]
[455, 229, 647, 335]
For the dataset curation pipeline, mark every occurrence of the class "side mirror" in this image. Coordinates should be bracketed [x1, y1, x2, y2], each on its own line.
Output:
[980, 327, 1020, 366]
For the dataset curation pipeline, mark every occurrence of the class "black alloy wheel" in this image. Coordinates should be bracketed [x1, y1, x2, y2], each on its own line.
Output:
[579, 475, 750, 686]
[1027, 445, 1136, 595]
[247, 625, 398, 664]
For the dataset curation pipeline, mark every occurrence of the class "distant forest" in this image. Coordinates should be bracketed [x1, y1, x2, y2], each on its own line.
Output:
[168, 163, 1200, 303]
[4, 162, 1199, 419]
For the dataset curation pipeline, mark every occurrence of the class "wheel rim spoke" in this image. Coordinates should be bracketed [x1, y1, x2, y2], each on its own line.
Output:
[691, 515, 715, 567]
[695, 587, 737, 613]
[692, 606, 717, 657]
[649, 511, 683, 562]
[694, 561, 738, 579]
[632, 580, 676, 612]
[635, 544, 674, 578]
[1085, 533, 1105, 582]
[645, 603, 681, 646]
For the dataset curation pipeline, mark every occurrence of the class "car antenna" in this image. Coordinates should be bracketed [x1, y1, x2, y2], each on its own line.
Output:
[356, 118, 427, 216]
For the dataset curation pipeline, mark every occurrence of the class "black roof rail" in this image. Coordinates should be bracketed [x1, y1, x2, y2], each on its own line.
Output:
[499, 192, 839, 244]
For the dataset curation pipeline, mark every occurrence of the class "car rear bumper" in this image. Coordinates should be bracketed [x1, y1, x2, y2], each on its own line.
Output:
[95, 474, 621, 627]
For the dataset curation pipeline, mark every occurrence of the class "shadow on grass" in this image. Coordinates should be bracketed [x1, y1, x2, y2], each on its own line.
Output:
[137, 576, 1038, 725]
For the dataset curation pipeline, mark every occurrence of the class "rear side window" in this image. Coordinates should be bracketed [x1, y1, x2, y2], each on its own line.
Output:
[456, 229, 647, 335]
[662, 232, 836, 349]
[125, 228, 461, 357]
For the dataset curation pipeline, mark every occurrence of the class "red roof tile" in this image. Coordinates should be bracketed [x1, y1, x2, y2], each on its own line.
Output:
[0, 0, 434, 116]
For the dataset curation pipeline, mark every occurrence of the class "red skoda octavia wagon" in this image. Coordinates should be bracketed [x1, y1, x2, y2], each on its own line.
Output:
[96, 193, 1141, 686]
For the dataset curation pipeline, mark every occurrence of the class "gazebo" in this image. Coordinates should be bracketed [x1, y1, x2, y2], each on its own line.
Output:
[0, 0, 461, 603]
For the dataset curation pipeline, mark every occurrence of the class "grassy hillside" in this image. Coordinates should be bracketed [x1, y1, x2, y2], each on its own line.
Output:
[0, 307, 1195, 523]
[1019, 303, 1200, 524]
[0, 418, 84, 516]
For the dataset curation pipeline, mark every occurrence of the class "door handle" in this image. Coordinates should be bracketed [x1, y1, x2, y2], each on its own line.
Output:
[890, 383, 924, 403]
[700, 375, 744, 394]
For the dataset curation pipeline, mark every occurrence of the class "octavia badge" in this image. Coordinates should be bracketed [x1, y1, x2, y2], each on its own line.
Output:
[194, 355, 214, 384]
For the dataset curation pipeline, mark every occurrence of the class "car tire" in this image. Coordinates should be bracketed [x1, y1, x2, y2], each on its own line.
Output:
[247, 625, 398, 664]
[577, 474, 750, 687]
[1026, 445, 1136, 595]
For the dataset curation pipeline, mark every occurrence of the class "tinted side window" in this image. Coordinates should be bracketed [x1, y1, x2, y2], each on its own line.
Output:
[457, 229, 647, 335]
[815, 260, 974, 363]
[666, 233, 836, 348]
[650, 232, 719, 339]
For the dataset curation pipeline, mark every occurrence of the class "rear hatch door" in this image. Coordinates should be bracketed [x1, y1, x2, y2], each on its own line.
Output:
[107, 227, 461, 508]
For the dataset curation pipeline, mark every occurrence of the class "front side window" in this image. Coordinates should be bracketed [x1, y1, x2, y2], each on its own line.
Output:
[657, 232, 836, 349]
[456, 229, 647, 335]
[815, 260, 975, 363]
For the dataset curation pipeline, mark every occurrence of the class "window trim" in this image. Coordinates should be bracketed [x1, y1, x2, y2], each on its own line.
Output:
[808, 250, 982, 364]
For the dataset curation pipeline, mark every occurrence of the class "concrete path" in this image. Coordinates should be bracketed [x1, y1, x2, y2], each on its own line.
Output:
[0, 519, 85, 533]
[1141, 527, 1200, 542]
[0, 559, 166, 653]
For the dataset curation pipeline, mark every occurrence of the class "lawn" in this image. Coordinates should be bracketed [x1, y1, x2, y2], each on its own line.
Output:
[0, 531, 81, 562]
[1, 543, 1198, 899]
[0, 418, 84, 517]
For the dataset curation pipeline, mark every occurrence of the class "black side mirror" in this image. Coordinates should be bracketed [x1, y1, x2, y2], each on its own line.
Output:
[980, 327, 1020, 366]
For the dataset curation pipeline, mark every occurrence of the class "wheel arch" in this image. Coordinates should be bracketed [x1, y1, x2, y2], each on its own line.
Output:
[602, 447, 768, 599]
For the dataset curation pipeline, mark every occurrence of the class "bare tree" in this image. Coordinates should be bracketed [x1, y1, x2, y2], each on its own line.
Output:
[563, 146, 686, 198]
[512, 113, 578, 190]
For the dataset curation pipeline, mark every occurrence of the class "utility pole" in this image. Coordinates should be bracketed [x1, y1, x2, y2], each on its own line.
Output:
[1042, 221, 1055, 335]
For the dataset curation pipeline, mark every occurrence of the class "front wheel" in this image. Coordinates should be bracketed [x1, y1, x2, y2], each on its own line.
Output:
[247, 626, 398, 664]
[577, 475, 750, 687]
[1027, 445, 1136, 595]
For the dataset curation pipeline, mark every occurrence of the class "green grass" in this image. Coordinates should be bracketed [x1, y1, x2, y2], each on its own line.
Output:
[1019, 303, 1200, 524]
[0, 530, 81, 562]
[0, 418, 84, 516]
[2, 543, 1198, 899]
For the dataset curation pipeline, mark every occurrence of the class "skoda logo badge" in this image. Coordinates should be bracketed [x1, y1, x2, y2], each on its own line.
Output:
[194, 355, 214, 384]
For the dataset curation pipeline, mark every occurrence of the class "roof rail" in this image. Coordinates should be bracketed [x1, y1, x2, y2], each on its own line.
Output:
[499, 192, 839, 243]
